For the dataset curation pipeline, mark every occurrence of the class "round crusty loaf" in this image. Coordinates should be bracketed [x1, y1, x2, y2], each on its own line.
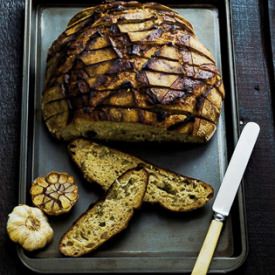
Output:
[42, 1, 224, 142]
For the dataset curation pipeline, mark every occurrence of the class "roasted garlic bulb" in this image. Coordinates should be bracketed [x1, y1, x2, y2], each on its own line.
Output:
[7, 205, 53, 251]
[30, 171, 79, 216]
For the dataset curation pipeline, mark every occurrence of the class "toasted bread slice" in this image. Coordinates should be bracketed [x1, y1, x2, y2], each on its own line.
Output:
[59, 167, 148, 257]
[68, 139, 214, 212]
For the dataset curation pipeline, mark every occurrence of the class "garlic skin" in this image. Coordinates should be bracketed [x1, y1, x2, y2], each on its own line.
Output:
[7, 205, 54, 251]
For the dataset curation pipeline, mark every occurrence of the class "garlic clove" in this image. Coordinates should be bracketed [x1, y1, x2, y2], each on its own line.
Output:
[33, 194, 45, 205]
[47, 173, 58, 184]
[30, 185, 44, 195]
[40, 225, 54, 240]
[7, 212, 26, 226]
[67, 176, 74, 184]
[10, 205, 28, 219]
[36, 177, 49, 187]
[65, 192, 78, 201]
[23, 231, 45, 251]
[9, 227, 29, 243]
[64, 185, 77, 193]
[59, 195, 71, 209]
[59, 174, 67, 184]
[53, 202, 60, 212]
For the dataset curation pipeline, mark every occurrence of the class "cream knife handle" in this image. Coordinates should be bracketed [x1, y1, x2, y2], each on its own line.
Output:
[191, 219, 223, 275]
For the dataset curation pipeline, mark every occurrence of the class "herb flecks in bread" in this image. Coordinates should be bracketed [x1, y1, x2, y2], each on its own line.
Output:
[68, 139, 214, 212]
[59, 167, 148, 257]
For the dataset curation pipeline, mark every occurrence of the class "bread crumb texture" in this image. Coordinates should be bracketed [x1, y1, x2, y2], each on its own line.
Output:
[68, 139, 214, 212]
[59, 168, 148, 257]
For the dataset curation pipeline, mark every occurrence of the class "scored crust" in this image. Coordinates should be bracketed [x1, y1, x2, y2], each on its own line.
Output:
[42, 1, 224, 142]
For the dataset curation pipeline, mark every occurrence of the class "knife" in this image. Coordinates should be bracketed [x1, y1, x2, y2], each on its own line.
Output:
[191, 122, 260, 275]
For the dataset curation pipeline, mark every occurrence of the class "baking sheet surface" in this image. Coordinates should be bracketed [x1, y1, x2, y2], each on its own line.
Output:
[18, 2, 246, 272]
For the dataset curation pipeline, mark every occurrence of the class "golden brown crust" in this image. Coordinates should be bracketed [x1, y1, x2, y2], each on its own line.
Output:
[42, 1, 224, 142]
[45, 107, 216, 142]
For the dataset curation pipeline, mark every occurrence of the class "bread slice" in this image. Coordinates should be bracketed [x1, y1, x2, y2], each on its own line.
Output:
[68, 139, 214, 212]
[59, 167, 148, 257]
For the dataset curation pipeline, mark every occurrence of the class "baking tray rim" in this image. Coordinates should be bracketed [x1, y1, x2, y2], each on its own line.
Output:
[18, 0, 248, 273]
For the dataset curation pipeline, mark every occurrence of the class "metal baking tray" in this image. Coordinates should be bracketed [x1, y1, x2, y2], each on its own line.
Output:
[18, 0, 247, 273]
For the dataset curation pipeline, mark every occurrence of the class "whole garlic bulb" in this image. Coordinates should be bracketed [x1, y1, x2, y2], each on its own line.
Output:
[7, 205, 54, 251]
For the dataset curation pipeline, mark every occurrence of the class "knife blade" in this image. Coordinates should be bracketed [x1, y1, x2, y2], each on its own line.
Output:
[191, 122, 260, 275]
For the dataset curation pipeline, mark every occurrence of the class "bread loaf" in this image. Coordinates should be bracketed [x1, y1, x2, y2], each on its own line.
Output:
[42, 1, 224, 142]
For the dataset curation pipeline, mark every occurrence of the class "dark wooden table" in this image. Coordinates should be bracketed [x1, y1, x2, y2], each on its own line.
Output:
[0, 0, 274, 274]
